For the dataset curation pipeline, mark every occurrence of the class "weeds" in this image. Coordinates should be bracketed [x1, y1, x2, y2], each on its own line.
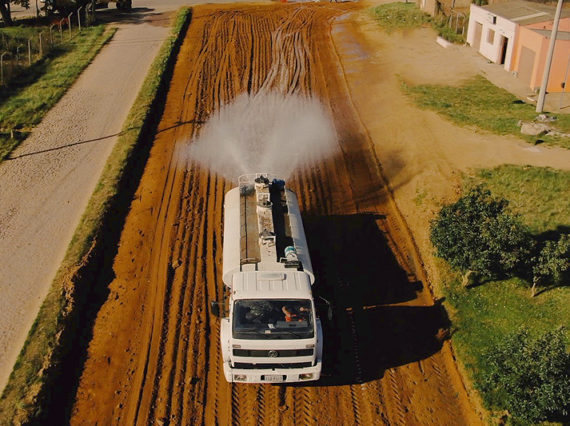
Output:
[370, 3, 431, 32]
[370, 3, 465, 43]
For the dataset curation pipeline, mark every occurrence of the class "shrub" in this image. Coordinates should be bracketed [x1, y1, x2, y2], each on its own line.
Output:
[430, 186, 533, 284]
[480, 328, 570, 423]
[532, 234, 570, 295]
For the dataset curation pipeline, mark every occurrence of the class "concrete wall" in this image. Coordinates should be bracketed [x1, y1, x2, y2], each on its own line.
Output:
[467, 4, 517, 70]
[420, 0, 441, 16]
[420, 0, 440, 16]
[526, 17, 570, 32]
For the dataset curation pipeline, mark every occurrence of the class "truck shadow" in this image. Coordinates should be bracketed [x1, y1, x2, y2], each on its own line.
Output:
[302, 213, 450, 386]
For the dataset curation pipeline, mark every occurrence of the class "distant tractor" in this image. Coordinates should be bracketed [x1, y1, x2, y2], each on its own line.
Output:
[96, 0, 132, 11]
[44, 0, 131, 15]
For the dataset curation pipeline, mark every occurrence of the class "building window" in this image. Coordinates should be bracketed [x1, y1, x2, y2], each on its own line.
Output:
[487, 29, 495, 44]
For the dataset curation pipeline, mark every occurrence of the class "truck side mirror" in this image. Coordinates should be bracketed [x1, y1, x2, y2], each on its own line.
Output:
[210, 301, 221, 317]
[316, 296, 333, 321]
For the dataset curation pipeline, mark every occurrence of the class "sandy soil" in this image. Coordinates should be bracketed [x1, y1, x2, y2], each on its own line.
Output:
[333, 6, 570, 290]
[0, 8, 172, 393]
[70, 4, 481, 424]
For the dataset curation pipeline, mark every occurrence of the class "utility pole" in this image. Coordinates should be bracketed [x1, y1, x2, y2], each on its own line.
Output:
[536, 0, 564, 113]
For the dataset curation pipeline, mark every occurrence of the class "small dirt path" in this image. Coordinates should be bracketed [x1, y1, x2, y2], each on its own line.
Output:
[0, 6, 174, 393]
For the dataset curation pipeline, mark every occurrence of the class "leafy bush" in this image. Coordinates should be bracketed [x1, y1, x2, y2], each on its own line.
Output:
[480, 328, 570, 423]
[435, 23, 465, 44]
[532, 234, 570, 295]
[430, 186, 533, 283]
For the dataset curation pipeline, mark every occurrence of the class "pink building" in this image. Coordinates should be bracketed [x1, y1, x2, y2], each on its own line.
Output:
[511, 17, 570, 93]
[468, 1, 570, 93]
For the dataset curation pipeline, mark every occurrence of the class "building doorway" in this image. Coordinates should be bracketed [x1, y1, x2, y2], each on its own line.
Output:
[473, 22, 482, 51]
[499, 35, 509, 65]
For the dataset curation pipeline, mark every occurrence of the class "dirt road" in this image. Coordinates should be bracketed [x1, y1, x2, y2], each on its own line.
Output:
[71, 4, 480, 424]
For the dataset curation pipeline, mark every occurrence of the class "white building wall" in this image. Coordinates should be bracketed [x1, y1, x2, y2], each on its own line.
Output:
[467, 4, 517, 70]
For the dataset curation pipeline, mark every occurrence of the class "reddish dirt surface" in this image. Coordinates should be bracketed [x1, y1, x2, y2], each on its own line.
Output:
[71, 4, 482, 424]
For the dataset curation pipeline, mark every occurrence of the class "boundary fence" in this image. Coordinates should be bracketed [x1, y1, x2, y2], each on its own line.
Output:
[0, 5, 94, 87]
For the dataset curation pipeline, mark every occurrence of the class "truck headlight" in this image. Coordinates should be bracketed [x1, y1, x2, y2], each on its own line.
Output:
[299, 373, 313, 380]
[233, 374, 247, 382]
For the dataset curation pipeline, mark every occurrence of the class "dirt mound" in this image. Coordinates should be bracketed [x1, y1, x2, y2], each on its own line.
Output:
[70, 4, 480, 424]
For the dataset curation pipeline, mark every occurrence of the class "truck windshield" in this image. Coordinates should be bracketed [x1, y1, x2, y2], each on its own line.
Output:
[233, 299, 314, 340]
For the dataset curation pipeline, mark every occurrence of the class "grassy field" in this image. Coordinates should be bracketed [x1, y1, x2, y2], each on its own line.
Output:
[442, 165, 570, 423]
[404, 75, 570, 149]
[0, 8, 191, 424]
[370, 2, 465, 43]
[0, 24, 115, 161]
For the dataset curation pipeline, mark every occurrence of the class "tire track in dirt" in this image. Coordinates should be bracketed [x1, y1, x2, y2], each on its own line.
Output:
[70, 4, 481, 425]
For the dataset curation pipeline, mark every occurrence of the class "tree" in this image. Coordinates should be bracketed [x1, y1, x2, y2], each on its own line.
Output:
[480, 328, 570, 423]
[430, 186, 533, 285]
[0, 0, 30, 26]
[531, 233, 570, 296]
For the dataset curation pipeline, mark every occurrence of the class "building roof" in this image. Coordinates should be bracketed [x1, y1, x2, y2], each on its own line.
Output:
[529, 29, 570, 40]
[481, 0, 570, 26]
[232, 271, 313, 300]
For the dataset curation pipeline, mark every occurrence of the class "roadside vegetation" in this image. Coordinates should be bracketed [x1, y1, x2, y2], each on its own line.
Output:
[0, 8, 191, 423]
[0, 23, 115, 161]
[432, 165, 570, 424]
[403, 75, 570, 149]
[370, 2, 465, 43]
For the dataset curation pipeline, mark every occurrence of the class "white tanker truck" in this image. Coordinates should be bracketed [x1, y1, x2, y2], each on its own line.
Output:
[211, 174, 328, 383]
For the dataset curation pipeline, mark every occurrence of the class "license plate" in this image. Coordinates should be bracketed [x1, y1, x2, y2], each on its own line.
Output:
[263, 375, 283, 383]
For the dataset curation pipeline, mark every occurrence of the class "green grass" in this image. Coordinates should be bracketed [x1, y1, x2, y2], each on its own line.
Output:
[441, 165, 570, 423]
[0, 25, 115, 161]
[370, 3, 431, 32]
[404, 75, 570, 149]
[0, 24, 46, 41]
[474, 165, 570, 234]
[370, 3, 464, 42]
[0, 8, 191, 424]
[433, 20, 465, 44]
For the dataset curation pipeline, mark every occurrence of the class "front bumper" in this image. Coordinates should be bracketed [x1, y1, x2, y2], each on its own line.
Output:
[223, 360, 322, 383]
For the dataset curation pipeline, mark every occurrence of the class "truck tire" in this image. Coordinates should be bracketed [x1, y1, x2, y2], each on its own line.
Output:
[117, 0, 131, 10]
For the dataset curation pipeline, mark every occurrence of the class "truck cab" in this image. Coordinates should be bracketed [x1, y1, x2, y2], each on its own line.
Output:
[217, 174, 323, 383]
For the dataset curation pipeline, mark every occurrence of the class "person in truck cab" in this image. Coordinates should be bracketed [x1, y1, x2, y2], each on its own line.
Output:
[282, 305, 308, 322]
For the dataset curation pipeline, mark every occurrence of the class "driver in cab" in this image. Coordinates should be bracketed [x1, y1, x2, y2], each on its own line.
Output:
[282, 305, 308, 322]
